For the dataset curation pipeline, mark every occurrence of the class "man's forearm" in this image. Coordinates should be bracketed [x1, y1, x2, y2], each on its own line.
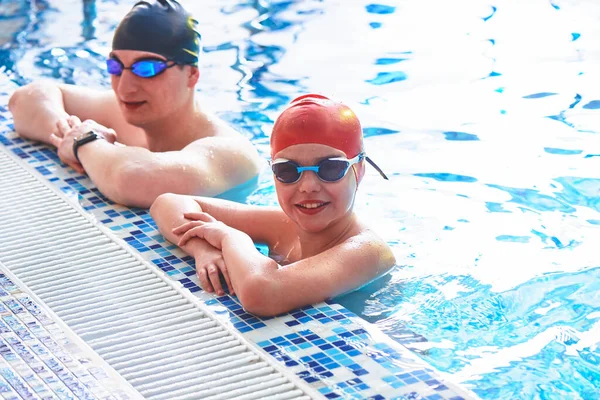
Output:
[76, 139, 154, 207]
[8, 82, 69, 142]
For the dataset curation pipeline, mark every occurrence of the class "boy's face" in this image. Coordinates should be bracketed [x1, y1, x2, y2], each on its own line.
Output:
[273, 143, 359, 234]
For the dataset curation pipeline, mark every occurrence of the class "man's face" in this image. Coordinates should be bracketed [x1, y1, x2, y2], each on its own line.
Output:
[109, 49, 198, 128]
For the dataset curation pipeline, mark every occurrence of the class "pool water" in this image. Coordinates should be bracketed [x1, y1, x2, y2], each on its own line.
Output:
[2, 0, 599, 399]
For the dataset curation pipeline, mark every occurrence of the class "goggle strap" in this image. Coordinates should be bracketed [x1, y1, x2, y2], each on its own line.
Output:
[365, 156, 389, 180]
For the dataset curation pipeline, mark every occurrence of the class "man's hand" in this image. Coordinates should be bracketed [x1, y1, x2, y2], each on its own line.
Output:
[49, 117, 117, 173]
[48, 116, 84, 173]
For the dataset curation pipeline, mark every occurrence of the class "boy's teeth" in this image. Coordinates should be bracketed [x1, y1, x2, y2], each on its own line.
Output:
[301, 203, 324, 209]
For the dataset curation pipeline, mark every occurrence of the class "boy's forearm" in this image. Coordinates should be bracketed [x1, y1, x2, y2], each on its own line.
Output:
[149, 193, 217, 258]
[150, 193, 204, 244]
[223, 234, 277, 280]
[222, 238, 281, 316]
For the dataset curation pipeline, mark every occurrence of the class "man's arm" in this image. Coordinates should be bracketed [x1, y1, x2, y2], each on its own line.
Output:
[8, 81, 146, 146]
[8, 81, 71, 143]
[73, 134, 263, 208]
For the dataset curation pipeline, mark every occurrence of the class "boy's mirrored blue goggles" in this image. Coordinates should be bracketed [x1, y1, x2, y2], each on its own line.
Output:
[270, 153, 388, 184]
[106, 57, 178, 78]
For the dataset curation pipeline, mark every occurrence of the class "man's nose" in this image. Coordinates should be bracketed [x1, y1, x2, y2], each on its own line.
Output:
[115, 70, 140, 95]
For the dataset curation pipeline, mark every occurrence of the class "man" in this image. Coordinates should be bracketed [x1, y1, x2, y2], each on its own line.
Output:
[8, 0, 262, 208]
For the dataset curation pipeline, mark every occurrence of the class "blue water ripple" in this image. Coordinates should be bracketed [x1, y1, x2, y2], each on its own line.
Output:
[442, 131, 480, 141]
[523, 92, 558, 99]
[569, 94, 582, 109]
[485, 202, 510, 213]
[582, 100, 600, 109]
[496, 235, 530, 243]
[414, 173, 478, 183]
[366, 71, 407, 85]
[365, 4, 396, 14]
[488, 184, 577, 213]
[374, 58, 407, 65]
[544, 148, 583, 155]
[482, 6, 497, 22]
[553, 177, 600, 212]
[363, 127, 399, 138]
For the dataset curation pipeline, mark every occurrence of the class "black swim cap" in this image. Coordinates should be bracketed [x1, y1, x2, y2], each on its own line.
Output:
[112, 0, 201, 66]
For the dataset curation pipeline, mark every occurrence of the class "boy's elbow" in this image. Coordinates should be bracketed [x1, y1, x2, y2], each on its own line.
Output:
[150, 192, 179, 217]
[236, 274, 282, 317]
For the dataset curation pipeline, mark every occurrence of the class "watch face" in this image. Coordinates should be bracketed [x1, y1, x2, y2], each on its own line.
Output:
[76, 131, 96, 142]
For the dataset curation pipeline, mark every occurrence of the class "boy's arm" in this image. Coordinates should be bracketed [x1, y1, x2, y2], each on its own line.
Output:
[221, 231, 396, 317]
[150, 193, 294, 247]
[154, 196, 396, 316]
[150, 193, 293, 296]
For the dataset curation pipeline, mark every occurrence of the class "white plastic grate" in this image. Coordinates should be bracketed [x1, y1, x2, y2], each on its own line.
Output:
[0, 146, 319, 400]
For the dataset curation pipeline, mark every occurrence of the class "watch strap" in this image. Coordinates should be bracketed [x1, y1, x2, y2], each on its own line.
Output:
[73, 130, 103, 163]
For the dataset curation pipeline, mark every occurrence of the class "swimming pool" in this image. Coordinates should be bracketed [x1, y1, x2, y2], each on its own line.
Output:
[2, 0, 599, 399]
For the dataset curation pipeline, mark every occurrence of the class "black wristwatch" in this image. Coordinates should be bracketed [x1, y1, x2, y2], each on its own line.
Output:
[73, 130, 103, 163]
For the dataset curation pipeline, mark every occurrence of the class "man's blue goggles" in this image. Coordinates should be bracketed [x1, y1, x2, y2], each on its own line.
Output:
[270, 153, 388, 184]
[106, 57, 178, 78]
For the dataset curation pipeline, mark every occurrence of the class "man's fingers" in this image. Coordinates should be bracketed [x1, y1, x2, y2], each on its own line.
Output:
[105, 129, 118, 143]
[68, 115, 82, 127]
[48, 133, 62, 147]
[63, 158, 85, 174]
[73, 163, 85, 174]
[55, 120, 69, 137]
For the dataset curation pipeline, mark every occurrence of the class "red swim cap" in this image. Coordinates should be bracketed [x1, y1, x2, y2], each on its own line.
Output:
[270, 94, 364, 157]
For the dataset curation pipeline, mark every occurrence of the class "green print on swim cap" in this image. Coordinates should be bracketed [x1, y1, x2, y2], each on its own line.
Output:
[112, 0, 201, 66]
